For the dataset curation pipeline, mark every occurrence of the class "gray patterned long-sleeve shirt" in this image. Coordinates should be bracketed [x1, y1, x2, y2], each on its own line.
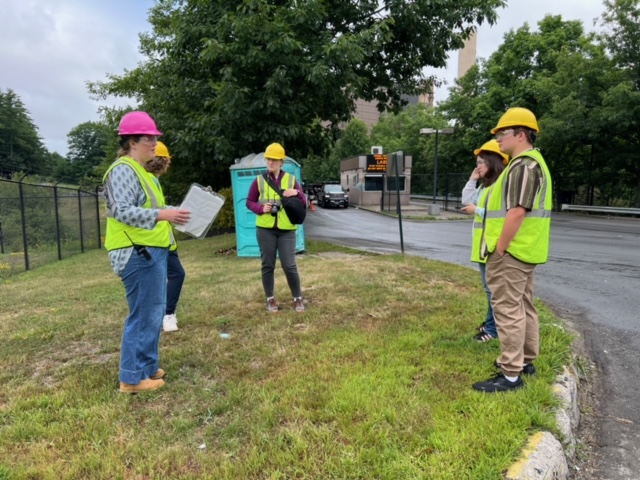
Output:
[104, 163, 160, 276]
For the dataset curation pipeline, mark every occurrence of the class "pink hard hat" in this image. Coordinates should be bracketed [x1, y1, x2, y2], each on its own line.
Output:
[118, 111, 163, 136]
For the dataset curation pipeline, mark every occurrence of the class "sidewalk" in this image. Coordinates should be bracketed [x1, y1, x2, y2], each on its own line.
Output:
[353, 201, 469, 220]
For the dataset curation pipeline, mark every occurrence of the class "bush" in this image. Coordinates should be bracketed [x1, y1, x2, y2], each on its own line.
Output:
[212, 187, 235, 230]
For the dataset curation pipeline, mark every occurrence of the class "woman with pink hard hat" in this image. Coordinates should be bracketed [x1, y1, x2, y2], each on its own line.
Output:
[102, 111, 191, 394]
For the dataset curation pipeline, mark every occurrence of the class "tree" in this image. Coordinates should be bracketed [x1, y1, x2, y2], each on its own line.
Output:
[601, 0, 640, 87]
[65, 121, 112, 185]
[303, 119, 370, 183]
[89, 0, 505, 190]
[0, 89, 49, 176]
[50, 152, 69, 181]
[369, 104, 451, 196]
[372, 104, 446, 170]
[600, 0, 640, 206]
[331, 119, 371, 161]
[439, 15, 631, 207]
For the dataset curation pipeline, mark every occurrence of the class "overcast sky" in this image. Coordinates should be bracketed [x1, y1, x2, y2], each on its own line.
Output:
[0, 0, 606, 156]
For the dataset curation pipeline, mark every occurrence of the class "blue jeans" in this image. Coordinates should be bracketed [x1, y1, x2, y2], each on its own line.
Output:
[166, 250, 185, 315]
[478, 263, 497, 337]
[120, 247, 168, 384]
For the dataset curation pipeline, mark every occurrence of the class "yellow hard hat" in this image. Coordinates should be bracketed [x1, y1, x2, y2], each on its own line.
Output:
[474, 139, 509, 165]
[491, 107, 539, 134]
[155, 141, 171, 158]
[265, 143, 286, 160]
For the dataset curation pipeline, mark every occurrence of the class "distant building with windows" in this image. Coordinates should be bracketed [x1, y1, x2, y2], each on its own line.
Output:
[352, 99, 383, 129]
[345, 34, 475, 130]
[352, 93, 426, 129]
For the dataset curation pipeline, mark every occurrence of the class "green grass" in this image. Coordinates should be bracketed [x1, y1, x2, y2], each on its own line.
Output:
[0, 235, 573, 479]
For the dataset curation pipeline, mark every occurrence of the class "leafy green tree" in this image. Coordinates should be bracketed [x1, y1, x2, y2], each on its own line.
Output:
[89, 0, 505, 190]
[332, 120, 371, 161]
[602, 0, 640, 87]
[600, 0, 640, 206]
[369, 104, 447, 195]
[0, 89, 49, 176]
[440, 15, 632, 206]
[303, 119, 370, 183]
[372, 104, 446, 169]
[50, 152, 69, 180]
[65, 121, 111, 186]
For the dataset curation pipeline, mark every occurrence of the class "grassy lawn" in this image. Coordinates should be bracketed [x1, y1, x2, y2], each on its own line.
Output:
[0, 234, 572, 479]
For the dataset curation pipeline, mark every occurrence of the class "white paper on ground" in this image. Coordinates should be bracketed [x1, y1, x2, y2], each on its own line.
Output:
[174, 184, 225, 239]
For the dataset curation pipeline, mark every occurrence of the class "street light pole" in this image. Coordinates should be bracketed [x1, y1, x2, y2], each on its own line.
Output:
[420, 127, 454, 204]
[433, 129, 439, 204]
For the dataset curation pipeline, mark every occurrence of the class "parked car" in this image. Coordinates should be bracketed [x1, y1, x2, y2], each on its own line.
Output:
[318, 183, 349, 208]
[305, 183, 322, 207]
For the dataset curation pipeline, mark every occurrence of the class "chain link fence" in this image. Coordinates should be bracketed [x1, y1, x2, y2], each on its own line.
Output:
[0, 176, 104, 278]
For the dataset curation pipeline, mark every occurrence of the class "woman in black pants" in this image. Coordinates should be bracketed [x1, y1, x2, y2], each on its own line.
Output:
[246, 143, 306, 313]
[145, 141, 185, 332]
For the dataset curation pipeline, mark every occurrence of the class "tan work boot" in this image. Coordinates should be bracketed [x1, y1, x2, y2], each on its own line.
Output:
[119, 378, 165, 394]
[150, 368, 165, 380]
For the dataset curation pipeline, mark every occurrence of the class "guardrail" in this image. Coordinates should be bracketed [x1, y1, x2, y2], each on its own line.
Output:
[561, 204, 640, 215]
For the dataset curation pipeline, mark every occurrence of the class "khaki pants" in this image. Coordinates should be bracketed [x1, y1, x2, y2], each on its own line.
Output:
[486, 252, 539, 377]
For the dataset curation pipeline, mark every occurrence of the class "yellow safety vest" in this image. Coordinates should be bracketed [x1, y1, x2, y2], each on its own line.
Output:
[471, 186, 491, 263]
[255, 172, 297, 231]
[153, 176, 178, 252]
[102, 156, 171, 251]
[484, 149, 552, 264]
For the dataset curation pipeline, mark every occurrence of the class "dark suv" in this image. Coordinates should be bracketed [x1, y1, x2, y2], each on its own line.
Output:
[318, 183, 349, 208]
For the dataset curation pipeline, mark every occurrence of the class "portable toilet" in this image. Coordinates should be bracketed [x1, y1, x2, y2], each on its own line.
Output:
[230, 152, 306, 257]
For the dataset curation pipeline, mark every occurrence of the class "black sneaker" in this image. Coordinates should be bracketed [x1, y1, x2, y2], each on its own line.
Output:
[493, 360, 536, 376]
[473, 373, 524, 393]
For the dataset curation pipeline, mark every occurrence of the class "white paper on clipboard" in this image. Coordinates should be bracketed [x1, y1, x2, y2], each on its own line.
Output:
[174, 184, 226, 239]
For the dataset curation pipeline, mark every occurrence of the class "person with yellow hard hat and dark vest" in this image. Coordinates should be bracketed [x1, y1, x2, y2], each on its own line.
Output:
[472, 107, 553, 393]
[103, 112, 191, 394]
[144, 141, 185, 333]
[246, 143, 307, 313]
[460, 140, 507, 343]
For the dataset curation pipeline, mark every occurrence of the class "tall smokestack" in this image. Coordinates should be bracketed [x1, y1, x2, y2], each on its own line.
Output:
[457, 31, 478, 79]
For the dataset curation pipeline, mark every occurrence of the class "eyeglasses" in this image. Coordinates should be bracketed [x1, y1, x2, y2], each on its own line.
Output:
[495, 129, 515, 140]
[476, 160, 486, 166]
[140, 136, 158, 145]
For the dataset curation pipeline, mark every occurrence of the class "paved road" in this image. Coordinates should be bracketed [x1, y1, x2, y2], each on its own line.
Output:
[305, 206, 640, 480]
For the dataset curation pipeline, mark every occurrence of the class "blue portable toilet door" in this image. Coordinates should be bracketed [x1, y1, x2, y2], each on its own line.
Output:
[233, 170, 265, 257]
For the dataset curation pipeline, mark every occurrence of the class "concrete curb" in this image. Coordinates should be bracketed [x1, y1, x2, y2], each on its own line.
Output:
[506, 366, 580, 480]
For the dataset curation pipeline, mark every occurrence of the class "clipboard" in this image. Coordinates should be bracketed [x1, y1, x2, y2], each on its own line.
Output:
[174, 183, 226, 239]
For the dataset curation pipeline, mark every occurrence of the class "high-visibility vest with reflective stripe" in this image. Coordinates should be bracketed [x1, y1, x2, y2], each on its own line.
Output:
[484, 149, 552, 264]
[255, 173, 297, 230]
[471, 186, 491, 263]
[153, 176, 178, 252]
[102, 156, 171, 251]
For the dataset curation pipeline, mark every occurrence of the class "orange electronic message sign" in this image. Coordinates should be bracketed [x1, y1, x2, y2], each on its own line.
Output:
[366, 154, 388, 172]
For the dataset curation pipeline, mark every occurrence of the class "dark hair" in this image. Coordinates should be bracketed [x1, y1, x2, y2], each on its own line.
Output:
[145, 157, 170, 175]
[514, 127, 537, 145]
[478, 151, 506, 187]
[117, 135, 143, 157]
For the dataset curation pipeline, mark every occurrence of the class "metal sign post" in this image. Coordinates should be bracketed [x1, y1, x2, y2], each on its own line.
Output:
[390, 151, 404, 254]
